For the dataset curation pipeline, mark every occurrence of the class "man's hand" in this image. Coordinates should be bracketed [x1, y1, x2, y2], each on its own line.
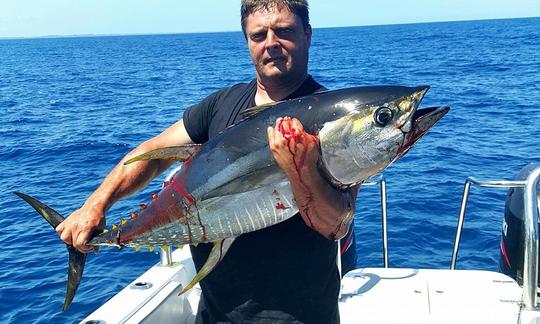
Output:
[267, 117, 358, 240]
[55, 204, 105, 253]
[267, 116, 319, 179]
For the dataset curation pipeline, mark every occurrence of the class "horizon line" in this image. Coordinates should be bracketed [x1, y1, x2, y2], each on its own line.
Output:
[1, 15, 537, 41]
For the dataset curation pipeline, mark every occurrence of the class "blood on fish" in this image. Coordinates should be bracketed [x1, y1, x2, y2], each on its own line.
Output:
[171, 178, 196, 205]
[272, 189, 289, 210]
[169, 176, 207, 241]
[275, 202, 289, 210]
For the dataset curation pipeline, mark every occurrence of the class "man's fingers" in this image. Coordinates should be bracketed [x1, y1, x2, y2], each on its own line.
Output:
[267, 126, 275, 147]
[75, 232, 88, 248]
[291, 118, 304, 132]
[74, 232, 93, 253]
[288, 135, 297, 152]
[274, 117, 283, 130]
[55, 222, 64, 235]
[59, 227, 73, 245]
[282, 117, 292, 133]
[56, 220, 93, 253]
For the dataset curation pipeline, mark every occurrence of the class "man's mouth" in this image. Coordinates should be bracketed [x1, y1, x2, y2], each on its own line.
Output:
[264, 57, 287, 64]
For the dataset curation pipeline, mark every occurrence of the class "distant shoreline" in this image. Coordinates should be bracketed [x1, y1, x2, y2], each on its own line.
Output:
[1, 16, 537, 41]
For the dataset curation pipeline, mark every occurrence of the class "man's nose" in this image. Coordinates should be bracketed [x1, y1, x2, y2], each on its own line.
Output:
[265, 30, 281, 50]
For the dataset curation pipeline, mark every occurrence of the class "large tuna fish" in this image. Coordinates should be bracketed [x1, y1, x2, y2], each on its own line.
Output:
[16, 85, 449, 310]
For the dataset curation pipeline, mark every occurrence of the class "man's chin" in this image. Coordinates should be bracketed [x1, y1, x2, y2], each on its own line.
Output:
[259, 67, 292, 82]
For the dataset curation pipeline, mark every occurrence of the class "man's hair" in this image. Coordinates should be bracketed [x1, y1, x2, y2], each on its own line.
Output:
[241, 0, 310, 37]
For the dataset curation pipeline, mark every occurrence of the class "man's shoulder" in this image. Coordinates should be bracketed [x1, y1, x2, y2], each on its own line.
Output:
[191, 79, 256, 110]
[213, 80, 257, 99]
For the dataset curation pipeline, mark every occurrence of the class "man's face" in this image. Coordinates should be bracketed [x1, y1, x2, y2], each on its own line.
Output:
[245, 6, 312, 85]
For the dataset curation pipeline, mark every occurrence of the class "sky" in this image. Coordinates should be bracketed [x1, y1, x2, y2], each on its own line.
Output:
[0, 0, 539, 38]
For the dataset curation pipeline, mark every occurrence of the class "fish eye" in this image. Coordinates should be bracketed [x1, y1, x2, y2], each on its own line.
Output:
[374, 107, 394, 126]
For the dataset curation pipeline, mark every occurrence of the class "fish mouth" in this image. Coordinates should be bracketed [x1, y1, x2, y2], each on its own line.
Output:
[396, 85, 430, 131]
[397, 106, 450, 157]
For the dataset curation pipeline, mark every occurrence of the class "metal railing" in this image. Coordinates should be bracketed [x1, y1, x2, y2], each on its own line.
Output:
[160, 166, 183, 267]
[450, 167, 540, 309]
[363, 176, 389, 268]
[160, 246, 173, 266]
[523, 167, 540, 309]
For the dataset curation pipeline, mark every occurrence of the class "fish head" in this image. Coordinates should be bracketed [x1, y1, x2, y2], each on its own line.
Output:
[318, 85, 449, 186]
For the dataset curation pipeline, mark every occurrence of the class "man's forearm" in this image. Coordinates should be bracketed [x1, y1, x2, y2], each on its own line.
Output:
[86, 142, 175, 213]
[267, 116, 358, 240]
[57, 119, 194, 252]
[287, 165, 358, 240]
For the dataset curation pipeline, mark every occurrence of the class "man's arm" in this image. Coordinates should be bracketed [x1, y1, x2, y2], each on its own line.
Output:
[56, 119, 194, 252]
[268, 117, 359, 240]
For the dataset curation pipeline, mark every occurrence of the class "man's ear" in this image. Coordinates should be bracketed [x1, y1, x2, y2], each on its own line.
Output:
[305, 24, 312, 47]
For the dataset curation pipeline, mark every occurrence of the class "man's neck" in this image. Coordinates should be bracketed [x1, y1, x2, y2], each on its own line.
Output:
[254, 73, 308, 106]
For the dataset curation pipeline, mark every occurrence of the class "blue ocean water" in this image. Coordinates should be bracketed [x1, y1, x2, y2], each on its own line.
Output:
[1, 17, 539, 323]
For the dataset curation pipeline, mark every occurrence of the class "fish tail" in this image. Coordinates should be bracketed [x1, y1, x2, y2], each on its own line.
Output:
[14, 192, 86, 311]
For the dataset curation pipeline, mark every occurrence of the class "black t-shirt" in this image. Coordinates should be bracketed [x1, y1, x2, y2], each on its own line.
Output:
[183, 76, 354, 324]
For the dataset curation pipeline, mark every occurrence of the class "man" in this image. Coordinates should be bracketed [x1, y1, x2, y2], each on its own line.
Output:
[56, 0, 358, 322]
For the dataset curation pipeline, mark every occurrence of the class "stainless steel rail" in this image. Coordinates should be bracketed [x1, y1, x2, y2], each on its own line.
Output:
[363, 176, 389, 268]
[160, 245, 173, 266]
[450, 168, 540, 310]
[523, 167, 540, 309]
[450, 178, 526, 270]
[160, 166, 183, 267]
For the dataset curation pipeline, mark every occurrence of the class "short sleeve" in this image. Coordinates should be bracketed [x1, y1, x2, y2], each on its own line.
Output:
[182, 82, 255, 144]
[183, 91, 222, 144]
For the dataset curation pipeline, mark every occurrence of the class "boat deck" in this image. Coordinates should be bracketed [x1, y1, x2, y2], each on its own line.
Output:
[81, 248, 531, 324]
[340, 268, 522, 324]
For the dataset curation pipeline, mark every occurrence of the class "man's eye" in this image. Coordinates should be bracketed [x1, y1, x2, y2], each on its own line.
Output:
[276, 28, 293, 37]
[250, 33, 266, 42]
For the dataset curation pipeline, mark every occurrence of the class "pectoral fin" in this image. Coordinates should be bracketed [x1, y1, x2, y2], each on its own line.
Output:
[124, 144, 202, 165]
[178, 237, 235, 295]
[240, 101, 280, 119]
[201, 165, 285, 201]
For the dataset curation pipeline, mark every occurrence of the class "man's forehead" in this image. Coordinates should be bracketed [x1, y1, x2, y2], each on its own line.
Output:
[251, 3, 290, 15]
[245, 6, 300, 29]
